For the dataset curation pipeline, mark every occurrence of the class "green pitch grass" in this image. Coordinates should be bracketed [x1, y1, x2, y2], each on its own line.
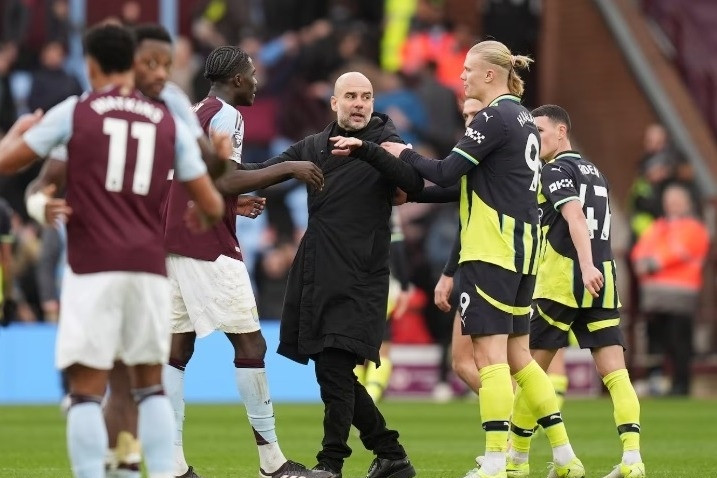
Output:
[0, 398, 715, 477]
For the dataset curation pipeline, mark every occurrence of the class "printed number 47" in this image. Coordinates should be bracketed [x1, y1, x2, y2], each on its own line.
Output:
[103, 118, 157, 196]
[579, 183, 611, 240]
[525, 133, 541, 191]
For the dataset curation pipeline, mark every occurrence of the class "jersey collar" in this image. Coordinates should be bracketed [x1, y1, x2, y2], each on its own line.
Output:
[554, 150, 582, 161]
[488, 94, 521, 106]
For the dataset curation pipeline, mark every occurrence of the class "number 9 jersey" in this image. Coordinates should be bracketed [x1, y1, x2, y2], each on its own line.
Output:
[453, 94, 541, 276]
[535, 151, 620, 309]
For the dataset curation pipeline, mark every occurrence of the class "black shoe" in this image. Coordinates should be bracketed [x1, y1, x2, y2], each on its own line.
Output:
[313, 462, 343, 478]
[365, 457, 416, 478]
[261, 460, 336, 478]
[176, 465, 202, 478]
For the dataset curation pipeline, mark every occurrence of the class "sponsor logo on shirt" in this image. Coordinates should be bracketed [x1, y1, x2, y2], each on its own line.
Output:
[548, 178, 574, 193]
[465, 126, 485, 144]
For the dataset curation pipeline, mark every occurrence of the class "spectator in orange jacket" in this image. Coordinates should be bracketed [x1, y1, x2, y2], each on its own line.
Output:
[631, 183, 710, 395]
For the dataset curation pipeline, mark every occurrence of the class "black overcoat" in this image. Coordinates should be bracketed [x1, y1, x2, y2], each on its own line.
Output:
[267, 113, 424, 365]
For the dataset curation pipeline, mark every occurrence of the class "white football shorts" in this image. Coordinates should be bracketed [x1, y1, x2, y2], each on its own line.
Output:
[167, 254, 259, 338]
[55, 268, 171, 370]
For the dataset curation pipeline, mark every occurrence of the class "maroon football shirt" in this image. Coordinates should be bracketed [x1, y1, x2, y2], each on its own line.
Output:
[162, 96, 242, 261]
[65, 86, 176, 275]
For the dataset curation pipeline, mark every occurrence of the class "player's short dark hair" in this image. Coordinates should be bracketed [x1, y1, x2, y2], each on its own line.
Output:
[133, 23, 173, 46]
[532, 104, 571, 132]
[204, 46, 251, 82]
[83, 24, 135, 74]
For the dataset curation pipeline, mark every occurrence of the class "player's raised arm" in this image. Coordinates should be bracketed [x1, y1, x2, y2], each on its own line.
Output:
[0, 111, 45, 173]
[0, 94, 79, 174]
[215, 141, 324, 194]
[384, 106, 506, 188]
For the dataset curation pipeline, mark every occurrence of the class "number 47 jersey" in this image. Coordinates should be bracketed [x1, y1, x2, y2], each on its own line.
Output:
[23, 86, 206, 276]
[535, 151, 619, 309]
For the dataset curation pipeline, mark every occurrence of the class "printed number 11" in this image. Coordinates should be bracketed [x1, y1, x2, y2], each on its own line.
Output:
[103, 118, 156, 196]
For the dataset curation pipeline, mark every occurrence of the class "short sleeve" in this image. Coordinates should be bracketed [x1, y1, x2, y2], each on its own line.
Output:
[23, 96, 78, 158]
[173, 117, 208, 182]
[451, 107, 507, 165]
[209, 104, 243, 163]
[160, 82, 203, 139]
[48, 145, 67, 162]
[541, 162, 580, 210]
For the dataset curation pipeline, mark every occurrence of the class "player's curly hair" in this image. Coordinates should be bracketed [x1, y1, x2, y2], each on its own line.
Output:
[204, 46, 251, 82]
[83, 24, 135, 74]
[469, 40, 533, 97]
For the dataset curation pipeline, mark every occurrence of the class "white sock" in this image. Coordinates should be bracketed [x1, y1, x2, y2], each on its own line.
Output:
[235, 366, 286, 472]
[507, 448, 529, 465]
[552, 443, 576, 466]
[163, 364, 189, 475]
[138, 395, 175, 476]
[622, 450, 642, 465]
[480, 451, 506, 475]
[67, 402, 108, 478]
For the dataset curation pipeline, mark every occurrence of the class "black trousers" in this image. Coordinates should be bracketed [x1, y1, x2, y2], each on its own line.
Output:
[314, 347, 405, 471]
[647, 312, 693, 394]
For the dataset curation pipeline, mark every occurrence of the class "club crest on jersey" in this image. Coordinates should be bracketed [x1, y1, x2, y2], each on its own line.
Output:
[548, 178, 574, 193]
[465, 126, 485, 144]
[232, 131, 243, 150]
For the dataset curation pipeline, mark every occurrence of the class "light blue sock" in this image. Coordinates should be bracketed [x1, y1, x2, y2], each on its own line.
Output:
[137, 395, 175, 476]
[235, 366, 286, 471]
[163, 364, 189, 474]
[67, 402, 108, 478]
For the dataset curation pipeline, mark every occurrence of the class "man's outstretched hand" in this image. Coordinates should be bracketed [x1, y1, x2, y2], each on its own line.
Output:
[329, 136, 362, 156]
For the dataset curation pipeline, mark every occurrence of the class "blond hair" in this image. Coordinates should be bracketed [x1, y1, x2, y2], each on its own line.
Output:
[468, 40, 533, 97]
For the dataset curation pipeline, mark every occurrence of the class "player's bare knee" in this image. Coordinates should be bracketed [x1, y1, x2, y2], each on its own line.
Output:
[169, 332, 196, 365]
[592, 345, 626, 377]
[128, 363, 163, 390]
[228, 331, 266, 360]
[65, 364, 109, 397]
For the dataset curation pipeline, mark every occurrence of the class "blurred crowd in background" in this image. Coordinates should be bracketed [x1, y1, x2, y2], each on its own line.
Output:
[0, 0, 711, 396]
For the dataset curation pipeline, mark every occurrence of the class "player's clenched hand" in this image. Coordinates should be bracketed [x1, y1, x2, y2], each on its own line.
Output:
[434, 274, 454, 312]
[380, 141, 409, 158]
[329, 136, 362, 155]
[581, 265, 604, 298]
[235, 195, 265, 218]
[287, 161, 324, 192]
[184, 201, 212, 233]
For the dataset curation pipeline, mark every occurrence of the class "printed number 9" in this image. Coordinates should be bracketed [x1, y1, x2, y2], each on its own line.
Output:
[525, 133, 540, 191]
[459, 292, 470, 318]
